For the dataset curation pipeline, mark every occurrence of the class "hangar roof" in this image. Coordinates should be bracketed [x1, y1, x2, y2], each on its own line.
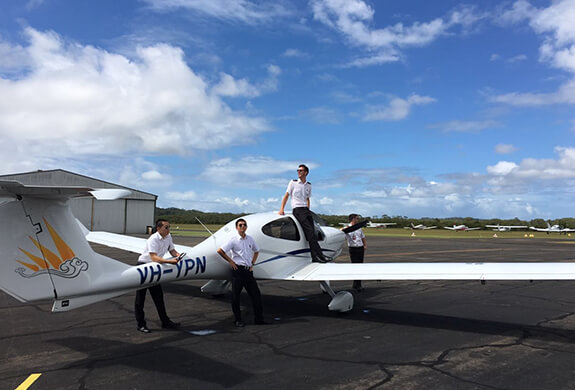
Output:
[0, 169, 157, 201]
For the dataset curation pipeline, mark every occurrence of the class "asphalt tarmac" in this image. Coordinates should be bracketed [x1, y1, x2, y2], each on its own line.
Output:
[3, 235, 575, 389]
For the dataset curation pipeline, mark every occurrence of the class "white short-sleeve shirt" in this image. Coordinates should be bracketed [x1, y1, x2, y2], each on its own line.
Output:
[138, 232, 175, 264]
[286, 179, 312, 209]
[221, 234, 260, 267]
[345, 229, 365, 248]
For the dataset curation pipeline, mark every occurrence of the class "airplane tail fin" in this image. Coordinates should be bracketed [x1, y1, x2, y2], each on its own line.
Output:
[0, 182, 132, 311]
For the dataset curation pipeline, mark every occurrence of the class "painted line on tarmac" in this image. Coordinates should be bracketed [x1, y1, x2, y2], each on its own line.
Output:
[15, 373, 42, 390]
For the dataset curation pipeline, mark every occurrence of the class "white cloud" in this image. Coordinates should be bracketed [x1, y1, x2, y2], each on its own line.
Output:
[491, 79, 575, 105]
[487, 161, 518, 176]
[493, 0, 575, 105]
[429, 120, 501, 133]
[282, 48, 307, 57]
[143, 0, 292, 25]
[212, 64, 281, 98]
[313, 148, 575, 218]
[202, 156, 316, 186]
[142, 170, 167, 181]
[166, 190, 197, 200]
[495, 143, 518, 154]
[311, 0, 485, 67]
[507, 54, 528, 63]
[300, 106, 342, 124]
[343, 53, 400, 67]
[0, 28, 270, 168]
[364, 94, 435, 121]
[118, 158, 173, 188]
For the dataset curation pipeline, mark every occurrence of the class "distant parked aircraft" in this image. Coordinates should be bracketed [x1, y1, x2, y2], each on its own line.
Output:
[486, 224, 528, 232]
[529, 222, 575, 234]
[444, 225, 481, 231]
[366, 222, 396, 228]
[339, 221, 396, 228]
[404, 223, 437, 230]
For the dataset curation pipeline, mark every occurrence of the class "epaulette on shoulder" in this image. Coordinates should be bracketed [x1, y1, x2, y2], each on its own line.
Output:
[292, 179, 297, 181]
[307, 182, 311, 184]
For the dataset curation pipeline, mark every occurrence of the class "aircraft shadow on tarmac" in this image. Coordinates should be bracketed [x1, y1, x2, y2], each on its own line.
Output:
[48, 335, 251, 387]
[163, 282, 575, 345]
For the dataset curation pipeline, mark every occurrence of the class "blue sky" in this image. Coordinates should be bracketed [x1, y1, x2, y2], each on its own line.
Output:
[1, 0, 575, 219]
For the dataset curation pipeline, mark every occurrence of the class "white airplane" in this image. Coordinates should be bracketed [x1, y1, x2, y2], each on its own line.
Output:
[486, 224, 528, 232]
[339, 221, 396, 228]
[4, 182, 575, 315]
[404, 223, 437, 230]
[529, 222, 575, 234]
[443, 225, 481, 231]
[366, 222, 396, 228]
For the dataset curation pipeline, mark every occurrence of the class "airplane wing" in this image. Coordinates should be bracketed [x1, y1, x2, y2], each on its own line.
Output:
[529, 227, 547, 232]
[443, 227, 455, 230]
[466, 227, 481, 231]
[282, 262, 575, 281]
[86, 231, 192, 258]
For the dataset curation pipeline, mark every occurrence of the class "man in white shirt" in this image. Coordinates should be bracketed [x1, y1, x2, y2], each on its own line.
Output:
[279, 164, 328, 263]
[135, 219, 182, 333]
[343, 214, 367, 291]
[217, 218, 266, 327]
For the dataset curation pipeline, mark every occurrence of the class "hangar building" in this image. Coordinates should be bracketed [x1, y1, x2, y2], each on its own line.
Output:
[0, 169, 157, 234]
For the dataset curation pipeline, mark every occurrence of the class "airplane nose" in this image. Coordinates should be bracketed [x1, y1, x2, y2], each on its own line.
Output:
[321, 226, 345, 259]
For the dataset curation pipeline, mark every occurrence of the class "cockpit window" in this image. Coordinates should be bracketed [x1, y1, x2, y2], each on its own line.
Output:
[310, 211, 327, 226]
[262, 217, 301, 241]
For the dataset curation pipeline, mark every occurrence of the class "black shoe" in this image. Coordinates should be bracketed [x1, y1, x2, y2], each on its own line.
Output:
[137, 325, 151, 333]
[234, 321, 245, 328]
[312, 257, 328, 263]
[161, 320, 181, 329]
[254, 320, 269, 325]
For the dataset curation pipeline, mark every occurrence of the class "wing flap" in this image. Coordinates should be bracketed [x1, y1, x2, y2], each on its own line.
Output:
[280, 262, 575, 281]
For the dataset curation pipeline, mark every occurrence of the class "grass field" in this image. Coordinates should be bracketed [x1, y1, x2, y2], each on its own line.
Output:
[169, 224, 575, 240]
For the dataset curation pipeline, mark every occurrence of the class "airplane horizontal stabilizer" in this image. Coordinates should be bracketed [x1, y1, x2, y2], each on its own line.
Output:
[87, 231, 190, 259]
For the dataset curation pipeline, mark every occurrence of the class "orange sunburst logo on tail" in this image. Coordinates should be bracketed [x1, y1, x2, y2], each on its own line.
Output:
[15, 217, 89, 279]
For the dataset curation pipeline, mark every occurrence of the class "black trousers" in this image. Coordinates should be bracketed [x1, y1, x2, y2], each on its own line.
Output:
[292, 207, 323, 261]
[231, 266, 263, 323]
[135, 284, 171, 327]
[349, 246, 364, 289]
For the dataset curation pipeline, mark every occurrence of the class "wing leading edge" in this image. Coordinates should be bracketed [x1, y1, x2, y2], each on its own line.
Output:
[283, 262, 575, 281]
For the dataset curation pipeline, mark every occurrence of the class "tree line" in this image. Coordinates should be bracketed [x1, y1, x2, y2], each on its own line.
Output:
[156, 207, 575, 229]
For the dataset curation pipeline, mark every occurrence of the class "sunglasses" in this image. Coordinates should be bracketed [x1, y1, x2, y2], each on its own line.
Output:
[238, 223, 247, 227]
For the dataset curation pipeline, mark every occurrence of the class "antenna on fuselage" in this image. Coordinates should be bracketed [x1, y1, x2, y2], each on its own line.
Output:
[195, 217, 214, 236]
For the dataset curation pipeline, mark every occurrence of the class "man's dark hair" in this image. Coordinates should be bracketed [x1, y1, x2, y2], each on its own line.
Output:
[236, 218, 247, 227]
[348, 213, 359, 222]
[299, 164, 309, 174]
[156, 219, 168, 229]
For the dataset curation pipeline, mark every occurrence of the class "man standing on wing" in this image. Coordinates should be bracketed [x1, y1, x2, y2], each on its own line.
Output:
[279, 164, 328, 263]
